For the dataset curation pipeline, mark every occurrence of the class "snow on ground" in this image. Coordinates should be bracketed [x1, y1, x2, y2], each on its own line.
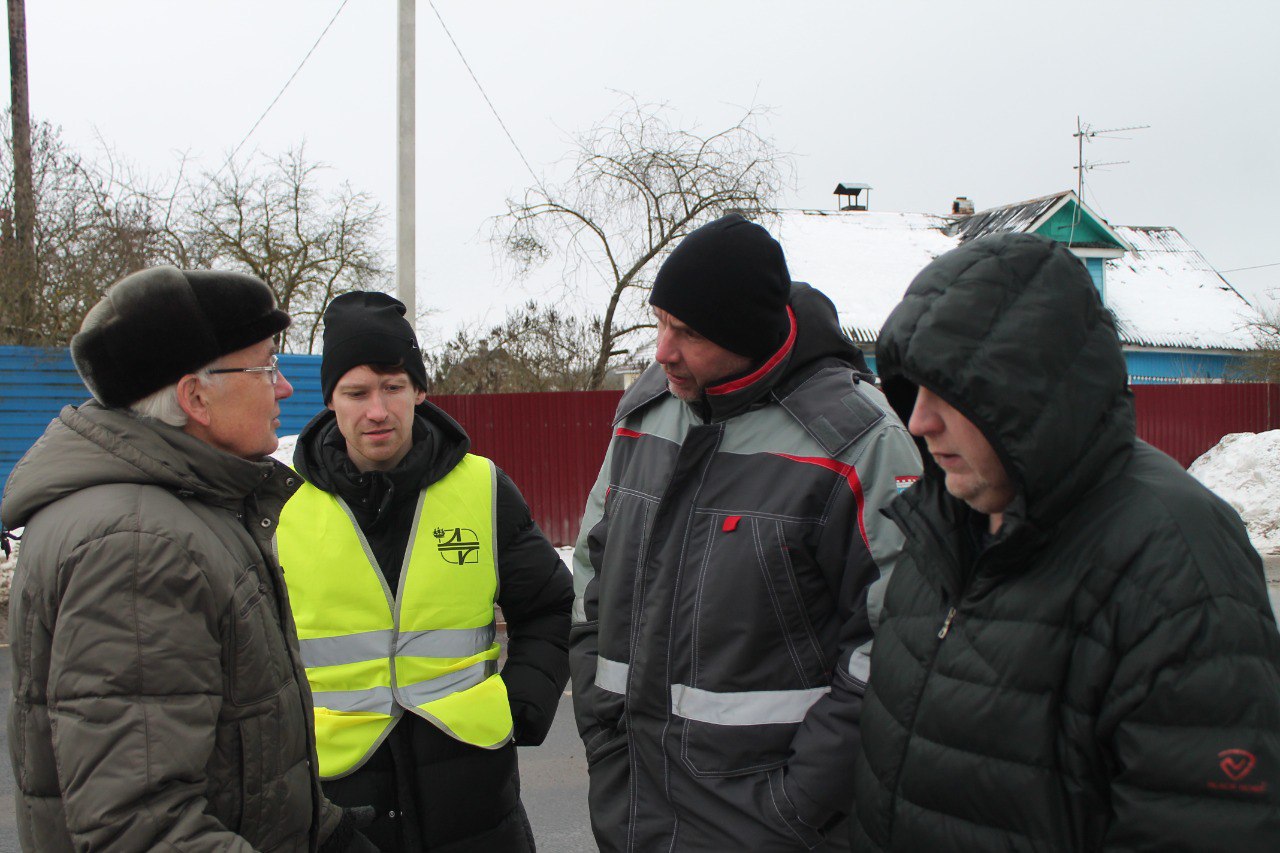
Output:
[1189, 430, 1280, 557]
[271, 434, 299, 468]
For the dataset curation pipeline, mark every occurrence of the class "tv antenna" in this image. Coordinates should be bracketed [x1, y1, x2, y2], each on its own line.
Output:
[1073, 116, 1149, 198]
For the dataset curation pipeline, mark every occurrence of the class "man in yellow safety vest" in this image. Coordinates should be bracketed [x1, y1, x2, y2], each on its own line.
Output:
[277, 291, 573, 851]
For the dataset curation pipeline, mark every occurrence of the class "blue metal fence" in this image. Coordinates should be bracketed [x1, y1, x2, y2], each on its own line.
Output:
[0, 346, 325, 505]
[863, 350, 1242, 385]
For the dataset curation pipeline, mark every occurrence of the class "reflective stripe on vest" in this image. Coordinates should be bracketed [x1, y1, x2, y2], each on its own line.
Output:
[278, 453, 512, 779]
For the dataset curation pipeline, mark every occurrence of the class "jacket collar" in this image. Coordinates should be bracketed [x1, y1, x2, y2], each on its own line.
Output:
[614, 307, 799, 426]
[701, 306, 798, 422]
[2, 401, 286, 525]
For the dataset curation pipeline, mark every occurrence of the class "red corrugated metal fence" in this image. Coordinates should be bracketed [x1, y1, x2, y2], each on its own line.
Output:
[429, 391, 623, 547]
[429, 384, 1280, 546]
[1132, 383, 1280, 468]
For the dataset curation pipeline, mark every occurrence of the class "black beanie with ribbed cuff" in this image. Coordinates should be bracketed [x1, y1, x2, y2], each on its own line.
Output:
[320, 291, 429, 402]
[649, 213, 791, 360]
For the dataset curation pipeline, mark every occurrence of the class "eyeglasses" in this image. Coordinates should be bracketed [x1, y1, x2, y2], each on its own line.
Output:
[206, 355, 281, 385]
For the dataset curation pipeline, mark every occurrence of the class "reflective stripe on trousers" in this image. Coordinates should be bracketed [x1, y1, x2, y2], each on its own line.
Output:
[595, 656, 830, 726]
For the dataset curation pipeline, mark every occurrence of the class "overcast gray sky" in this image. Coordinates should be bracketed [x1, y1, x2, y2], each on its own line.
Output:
[10, 0, 1279, 344]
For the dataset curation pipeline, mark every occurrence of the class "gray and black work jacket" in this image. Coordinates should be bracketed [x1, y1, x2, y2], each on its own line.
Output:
[570, 283, 923, 852]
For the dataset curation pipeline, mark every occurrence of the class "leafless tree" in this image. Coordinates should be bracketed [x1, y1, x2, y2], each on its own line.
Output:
[497, 96, 789, 388]
[425, 300, 608, 394]
[0, 117, 166, 344]
[189, 147, 390, 353]
[1231, 303, 1280, 383]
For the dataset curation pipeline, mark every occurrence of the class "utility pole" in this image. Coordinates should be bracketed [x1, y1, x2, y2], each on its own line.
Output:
[7, 0, 36, 344]
[396, 0, 415, 319]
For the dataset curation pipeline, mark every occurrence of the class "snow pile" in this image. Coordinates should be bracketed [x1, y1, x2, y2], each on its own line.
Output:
[1189, 430, 1280, 556]
[271, 434, 299, 468]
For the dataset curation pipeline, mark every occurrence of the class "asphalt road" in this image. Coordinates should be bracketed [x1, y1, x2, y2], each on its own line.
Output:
[0, 652, 15, 852]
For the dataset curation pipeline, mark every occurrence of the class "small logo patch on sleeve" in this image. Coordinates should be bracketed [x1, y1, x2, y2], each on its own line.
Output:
[1208, 749, 1266, 794]
[895, 475, 920, 494]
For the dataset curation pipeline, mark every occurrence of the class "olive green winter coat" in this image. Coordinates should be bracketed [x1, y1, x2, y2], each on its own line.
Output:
[3, 402, 342, 851]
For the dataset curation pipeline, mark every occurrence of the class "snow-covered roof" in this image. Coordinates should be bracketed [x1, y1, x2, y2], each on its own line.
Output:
[947, 192, 1063, 242]
[773, 209, 1257, 351]
[1106, 226, 1255, 350]
[773, 210, 955, 343]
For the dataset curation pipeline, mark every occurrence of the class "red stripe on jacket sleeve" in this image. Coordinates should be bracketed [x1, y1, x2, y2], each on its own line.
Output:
[614, 427, 645, 439]
[770, 452, 869, 552]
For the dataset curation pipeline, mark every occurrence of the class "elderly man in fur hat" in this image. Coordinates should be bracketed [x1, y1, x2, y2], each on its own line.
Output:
[3, 267, 376, 852]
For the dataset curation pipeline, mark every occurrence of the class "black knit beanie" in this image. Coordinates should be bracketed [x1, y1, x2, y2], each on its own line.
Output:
[70, 266, 290, 407]
[320, 291, 429, 402]
[649, 213, 791, 360]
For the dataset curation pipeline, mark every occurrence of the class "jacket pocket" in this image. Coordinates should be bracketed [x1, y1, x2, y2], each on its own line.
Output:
[678, 703, 804, 777]
[679, 515, 829, 776]
[690, 517, 828, 696]
[229, 567, 293, 707]
[238, 716, 265, 845]
[206, 718, 244, 833]
[569, 620, 627, 745]
[764, 767, 826, 849]
[585, 725, 629, 767]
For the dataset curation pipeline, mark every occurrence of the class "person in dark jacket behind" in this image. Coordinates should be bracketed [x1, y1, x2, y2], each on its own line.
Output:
[852, 232, 1280, 851]
[2, 266, 375, 851]
[571, 214, 923, 851]
[276, 291, 573, 852]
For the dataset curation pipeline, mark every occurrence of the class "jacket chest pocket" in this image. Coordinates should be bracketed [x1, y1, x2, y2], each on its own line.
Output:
[678, 514, 831, 776]
[689, 514, 829, 688]
[229, 567, 294, 707]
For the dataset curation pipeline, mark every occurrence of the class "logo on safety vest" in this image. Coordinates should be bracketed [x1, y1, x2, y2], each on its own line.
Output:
[434, 527, 481, 565]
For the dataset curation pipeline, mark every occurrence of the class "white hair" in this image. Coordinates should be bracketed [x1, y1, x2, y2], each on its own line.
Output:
[127, 365, 224, 427]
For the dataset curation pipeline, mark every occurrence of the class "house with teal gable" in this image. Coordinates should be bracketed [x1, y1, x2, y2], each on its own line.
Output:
[772, 189, 1257, 383]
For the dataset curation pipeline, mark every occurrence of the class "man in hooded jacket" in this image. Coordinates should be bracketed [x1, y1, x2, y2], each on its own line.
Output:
[571, 214, 923, 851]
[277, 291, 573, 852]
[852, 232, 1280, 850]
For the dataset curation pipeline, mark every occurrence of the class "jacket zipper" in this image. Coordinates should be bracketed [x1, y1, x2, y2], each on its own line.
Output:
[937, 606, 957, 640]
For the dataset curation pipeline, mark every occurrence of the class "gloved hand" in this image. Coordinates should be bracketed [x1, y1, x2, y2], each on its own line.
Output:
[319, 805, 382, 853]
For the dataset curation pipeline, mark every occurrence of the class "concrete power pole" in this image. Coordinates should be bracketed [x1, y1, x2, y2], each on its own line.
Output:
[7, 0, 36, 343]
[396, 0, 415, 319]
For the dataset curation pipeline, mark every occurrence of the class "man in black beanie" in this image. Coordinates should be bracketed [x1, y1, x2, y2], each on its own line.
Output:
[276, 291, 573, 852]
[4, 266, 378, 851]
[569, 214, 923, 851]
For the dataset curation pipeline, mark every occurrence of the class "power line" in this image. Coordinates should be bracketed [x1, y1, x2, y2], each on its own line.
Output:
[201, 0, 351, 191]
[427, 0, 542, 190]
[1221, 261, 1280, 274]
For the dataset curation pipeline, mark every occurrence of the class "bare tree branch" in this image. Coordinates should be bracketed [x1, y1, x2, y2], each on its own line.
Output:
[495, 95, 790, 388]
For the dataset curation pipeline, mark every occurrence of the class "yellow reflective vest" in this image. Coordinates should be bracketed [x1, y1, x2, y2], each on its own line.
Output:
[277, 453, 513, 779]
